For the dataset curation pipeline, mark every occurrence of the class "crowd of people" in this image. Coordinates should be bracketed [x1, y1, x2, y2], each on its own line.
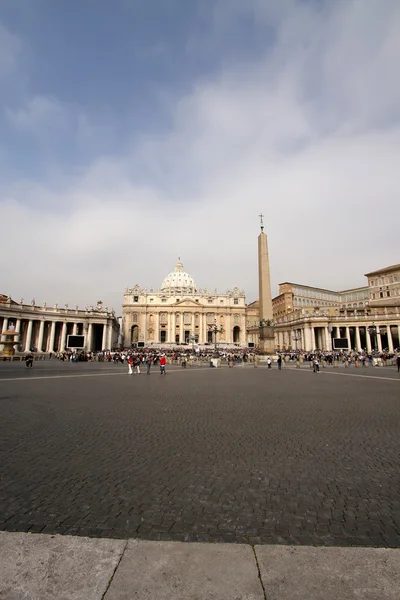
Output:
[24, 345, 400, 372]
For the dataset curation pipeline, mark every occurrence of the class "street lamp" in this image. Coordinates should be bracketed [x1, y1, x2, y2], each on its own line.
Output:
[292, 330, 301, 350]
[208, 319, 224, 354]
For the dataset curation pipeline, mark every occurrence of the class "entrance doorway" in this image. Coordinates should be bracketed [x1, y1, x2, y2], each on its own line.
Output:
[233, 326, 240, 343]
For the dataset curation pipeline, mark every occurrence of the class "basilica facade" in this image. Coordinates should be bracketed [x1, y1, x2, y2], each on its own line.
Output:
[122, 258, 250, 347]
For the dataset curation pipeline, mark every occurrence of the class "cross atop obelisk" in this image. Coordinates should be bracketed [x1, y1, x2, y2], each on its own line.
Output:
[258, 213, 264, 232]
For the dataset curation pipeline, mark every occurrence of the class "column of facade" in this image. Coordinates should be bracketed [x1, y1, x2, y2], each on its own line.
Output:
[355, 326, 362, 351]
[101, 324, 107, 349]
[154, 313, 160, 344]
[48, 321, 56, 352]
[37, 320, 45, 352]
[311, 326, 316, 350]
[107, 322, 113, 350]
[241, 313, 246, 346]
[180, 313, 184, 343]
[72, 323, 78, 335]
[366, 327, 372, 352]
[345, 326, 351, 350]
[60, 322, 67, 351]
[1, 317, 9, 342]
[335, 327, 341, 339]
[299, 328, 305, 350]
[24, 320, 33, 352]
[87, 323, 93, 351]
[325, 327, 332, 351]
[387, 326, 394, 353]
[303, 326, 311, 351]
[376, 326, 382, 352]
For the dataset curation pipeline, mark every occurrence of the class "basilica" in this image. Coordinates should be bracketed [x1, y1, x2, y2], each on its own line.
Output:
[122, 258, 257, 348]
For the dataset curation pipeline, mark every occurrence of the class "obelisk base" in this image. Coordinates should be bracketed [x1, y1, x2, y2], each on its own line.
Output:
[258, 325, 276, 358]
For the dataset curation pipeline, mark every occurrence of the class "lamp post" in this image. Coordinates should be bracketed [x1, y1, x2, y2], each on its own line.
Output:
[292, 330, 301, 350]
[208, 319, 224, 354]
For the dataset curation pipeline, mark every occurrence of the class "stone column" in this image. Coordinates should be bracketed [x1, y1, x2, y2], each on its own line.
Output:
[366, 327, 372, 352]
[102, 324, 107, 350]
[72, 323, 78, 335]
[387, 326, 394, 353]
[355, 326, 361, 351]
[155, 313, 160, 344]
[303, 326, 312, 351]
[172, 312, 176, 345]
[335, 327, 341, 339]
[87, 323, 93, 351]
[325, 327, 332, 351]
[345, 327, 351, 350]
[376, 326, 382, 352]
[48, 321, 56, 352]
[25, 320, 33, 352]
[1, 317, 9, 342]
[311, 327, 316, 350]
[60, 322, 67, 351]
[180, 313, 184, 343]
[107, 322, 113, 350]
[37, 320, 45, 352]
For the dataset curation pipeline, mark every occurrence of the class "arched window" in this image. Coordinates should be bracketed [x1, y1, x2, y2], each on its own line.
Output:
[234, 314, 239, 324]
[133, 313, 138, 323]
[149, 314, 154, 323]
[160, 313, 167, 324]
[184, 312, 191, 325]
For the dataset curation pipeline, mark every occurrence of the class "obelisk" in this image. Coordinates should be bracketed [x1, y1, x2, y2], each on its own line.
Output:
[258, 214, 275, 355]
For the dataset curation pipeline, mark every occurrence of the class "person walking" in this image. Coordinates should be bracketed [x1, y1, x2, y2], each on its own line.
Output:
[397, 355, 400, 373]
[267, 358, 272, 369]
[159, 353, 166, 375]
[25, 353, 34, 368]
[135, 356, 141, 374]
[313, 358, 320, 373]
[127, 355, 133, 375]
[146, 355, 152, 375]
[277, 356, 282, 370]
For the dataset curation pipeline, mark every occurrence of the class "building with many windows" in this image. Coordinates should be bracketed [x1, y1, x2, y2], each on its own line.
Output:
[273, 264, 400, 352]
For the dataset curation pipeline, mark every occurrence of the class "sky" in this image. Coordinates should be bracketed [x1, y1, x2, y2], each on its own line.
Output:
[1, 0, 399, 313]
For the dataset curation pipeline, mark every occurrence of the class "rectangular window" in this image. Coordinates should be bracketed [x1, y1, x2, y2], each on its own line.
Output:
[234, 298, 238, 305]
[160, 314, 167, 324]
[161, 298, 166, 303]
[208, 299, 213, 303]
[133, 296, 139, 303]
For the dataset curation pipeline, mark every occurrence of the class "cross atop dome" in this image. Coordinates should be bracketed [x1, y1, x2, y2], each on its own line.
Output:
[175, 257, 184, 272]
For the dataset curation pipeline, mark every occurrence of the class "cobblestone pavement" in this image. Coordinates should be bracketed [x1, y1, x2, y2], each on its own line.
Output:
[0, 361, 399, 547]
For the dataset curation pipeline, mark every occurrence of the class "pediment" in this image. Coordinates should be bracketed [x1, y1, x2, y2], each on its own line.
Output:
[174, 298, 203, 307]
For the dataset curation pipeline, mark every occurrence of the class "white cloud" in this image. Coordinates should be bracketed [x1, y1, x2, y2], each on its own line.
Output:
[1, 0, 400, 312]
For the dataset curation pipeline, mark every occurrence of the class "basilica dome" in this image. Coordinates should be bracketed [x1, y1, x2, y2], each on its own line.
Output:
[161, 258, 197, 294]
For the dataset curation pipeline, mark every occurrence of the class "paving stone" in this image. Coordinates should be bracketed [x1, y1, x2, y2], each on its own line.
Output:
[104, 539, 263, 600]
[0, 531, 125, 600]
[255, 545, 400, 600]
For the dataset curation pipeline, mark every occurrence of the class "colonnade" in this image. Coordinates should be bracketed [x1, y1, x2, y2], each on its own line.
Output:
[1, 316, 114, 353]
[276, 322, 400, 352]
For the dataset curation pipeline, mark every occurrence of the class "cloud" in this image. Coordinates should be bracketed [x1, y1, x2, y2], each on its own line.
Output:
[1, 1, 399, 312]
